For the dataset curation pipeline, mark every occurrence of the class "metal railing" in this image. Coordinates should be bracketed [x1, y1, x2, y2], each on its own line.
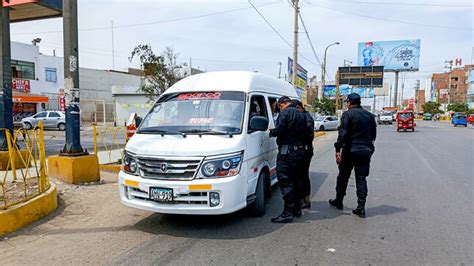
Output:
[92, 125, 127, 165]
[0, 122, 49, 210]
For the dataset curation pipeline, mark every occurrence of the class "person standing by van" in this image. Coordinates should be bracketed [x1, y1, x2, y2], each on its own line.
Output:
[270, 96, 308, 223]
[292, 99, 315, 209]
[329, 93, 377, 218]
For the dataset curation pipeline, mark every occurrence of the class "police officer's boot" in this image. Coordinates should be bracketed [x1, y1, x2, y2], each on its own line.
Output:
[328, 194, 344, 210]
[293, 203, 302, 218]
[352, 198, 366, 218]
[301, 196, 311, 209]
[271, 204, 294, 223]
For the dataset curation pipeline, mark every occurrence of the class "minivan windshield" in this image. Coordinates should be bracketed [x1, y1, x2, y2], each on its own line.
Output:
[138, 91, 245, 135]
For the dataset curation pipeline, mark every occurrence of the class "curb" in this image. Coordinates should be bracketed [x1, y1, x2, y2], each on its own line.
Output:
[315, 132, 327, 138]
[99, 164, 121, 174]
[0, 183, 58, 236]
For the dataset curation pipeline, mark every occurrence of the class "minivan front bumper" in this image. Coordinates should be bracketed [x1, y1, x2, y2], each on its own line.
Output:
[118, 171, 248, 215]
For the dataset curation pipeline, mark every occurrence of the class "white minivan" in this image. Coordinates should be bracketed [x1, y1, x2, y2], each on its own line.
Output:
[119, 71, 298, 216]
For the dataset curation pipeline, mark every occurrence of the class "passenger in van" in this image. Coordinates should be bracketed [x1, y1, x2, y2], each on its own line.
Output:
[269, 96, 308, 223]
[291, 99, 315, 209]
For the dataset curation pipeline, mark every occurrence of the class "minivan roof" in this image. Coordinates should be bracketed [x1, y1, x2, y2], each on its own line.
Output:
[166, 71, 299, 98]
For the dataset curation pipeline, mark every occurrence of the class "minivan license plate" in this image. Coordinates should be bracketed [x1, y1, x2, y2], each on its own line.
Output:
[149, 187, 173, 202]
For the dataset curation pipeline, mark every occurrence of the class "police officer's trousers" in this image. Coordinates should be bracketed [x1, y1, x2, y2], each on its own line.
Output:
[277, 148, 305, 210]
[335, 150, 372, 208]
[301, 149, 313, 198]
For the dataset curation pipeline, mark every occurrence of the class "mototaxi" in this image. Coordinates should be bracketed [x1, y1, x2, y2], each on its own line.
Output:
[396, 110, 415, 132]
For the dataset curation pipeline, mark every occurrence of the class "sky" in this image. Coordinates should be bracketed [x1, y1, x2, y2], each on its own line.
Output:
[10, 0, 474, 99]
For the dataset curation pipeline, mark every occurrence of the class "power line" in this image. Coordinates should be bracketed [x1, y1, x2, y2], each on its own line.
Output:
[307, 3, 473, 31]
[307, 0, 472, 8]
[248, 0, 317, 66]
[12, 2, 280, 36]
[297, 11, 322, 66]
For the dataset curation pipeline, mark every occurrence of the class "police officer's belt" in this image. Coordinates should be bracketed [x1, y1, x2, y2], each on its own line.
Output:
[280, 144, 308, 151]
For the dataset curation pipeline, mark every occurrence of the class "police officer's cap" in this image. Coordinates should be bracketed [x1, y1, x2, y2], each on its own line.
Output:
[278, 96, 292, 104]
[291, 99, 303, 107]
[345, 93, 361, 104]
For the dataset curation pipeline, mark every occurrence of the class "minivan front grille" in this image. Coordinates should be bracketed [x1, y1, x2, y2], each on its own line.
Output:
[137, 157, 203, 180]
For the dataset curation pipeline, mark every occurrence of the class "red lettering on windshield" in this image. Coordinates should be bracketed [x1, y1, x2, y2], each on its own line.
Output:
[177, 92, 221, 100]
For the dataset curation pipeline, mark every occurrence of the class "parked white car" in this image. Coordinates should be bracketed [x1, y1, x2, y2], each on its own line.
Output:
[21, 111, 66, 130]
[314, 116, 339, 131]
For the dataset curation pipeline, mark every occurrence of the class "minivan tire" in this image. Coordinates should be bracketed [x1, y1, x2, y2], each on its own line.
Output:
[58, 123, 66, 131]
[24, 122, 32, 130]
[249, 172, 266, 217]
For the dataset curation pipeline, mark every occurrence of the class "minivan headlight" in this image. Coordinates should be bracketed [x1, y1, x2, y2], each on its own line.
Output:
[199, 153, 243, 178]
[123, 152, 138, 175]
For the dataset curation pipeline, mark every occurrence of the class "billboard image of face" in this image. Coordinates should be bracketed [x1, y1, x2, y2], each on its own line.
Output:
[358, 40, 420, 72]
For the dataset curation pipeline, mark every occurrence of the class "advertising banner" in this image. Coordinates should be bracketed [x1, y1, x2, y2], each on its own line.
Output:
[357, 40, 420, 72]
[288, 57, 308, 91]
[59, 89, 66, 112]
[323, 85, 374, 98]
[12, 78, 31, 93]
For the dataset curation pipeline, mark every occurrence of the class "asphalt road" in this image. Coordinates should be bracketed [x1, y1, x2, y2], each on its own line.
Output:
[1, 121, 472, 265]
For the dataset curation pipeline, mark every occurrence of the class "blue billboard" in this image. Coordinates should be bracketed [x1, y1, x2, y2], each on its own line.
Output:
[323, 85, 374, 98]
[357, 40, 420, 72]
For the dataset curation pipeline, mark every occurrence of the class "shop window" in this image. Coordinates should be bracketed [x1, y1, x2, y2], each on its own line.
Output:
[45, 68, 57, 82]
[12, 60, 35, 80]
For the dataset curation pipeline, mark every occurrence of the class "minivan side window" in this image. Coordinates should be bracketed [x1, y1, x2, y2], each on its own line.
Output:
[248, 95, 268, 130]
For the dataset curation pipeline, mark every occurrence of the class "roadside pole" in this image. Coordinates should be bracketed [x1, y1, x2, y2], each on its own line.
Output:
[0, 3, 12, 151]
[61, 0, 85, 155]
[48, 0, 100, 184]
[292, 0, 299, 87]
[393, 71, 399, 108]
[335, 70, 340, 116]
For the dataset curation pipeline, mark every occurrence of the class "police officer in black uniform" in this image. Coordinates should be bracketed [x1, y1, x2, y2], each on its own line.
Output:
[270, 96, 308, 223]
[291, 99, 315, 209]
[329, 93, 377, 218]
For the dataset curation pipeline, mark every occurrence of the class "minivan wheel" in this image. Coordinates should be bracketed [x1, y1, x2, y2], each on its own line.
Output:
[249, 172, 266, 217]
[319, 125, 325, 131]
[24, 122, 32, 130]
[58, 123, 66, 131]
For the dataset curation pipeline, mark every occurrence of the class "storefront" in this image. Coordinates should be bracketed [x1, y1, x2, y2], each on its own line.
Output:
[12, 91, 49, 123]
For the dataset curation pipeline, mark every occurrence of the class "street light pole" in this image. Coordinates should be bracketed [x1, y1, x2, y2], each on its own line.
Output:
[320, 42, 340, 99]
[61, 0, 85, 155]
[0, 3, 12, 151]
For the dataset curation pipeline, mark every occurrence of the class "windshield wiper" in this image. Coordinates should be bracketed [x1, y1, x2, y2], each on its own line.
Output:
[138, 128, 186, 138]
[179, 129, 234, 138]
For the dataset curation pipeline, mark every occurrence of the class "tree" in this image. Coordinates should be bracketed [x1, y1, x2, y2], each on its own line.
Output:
[447, 103, 469, 113]
[422, 101, 442, 114]
[129, 45, 187, 99]
[313, 98, 336, 115]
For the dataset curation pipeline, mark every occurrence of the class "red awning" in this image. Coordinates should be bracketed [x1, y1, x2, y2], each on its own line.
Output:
[13, 91, 49, 103]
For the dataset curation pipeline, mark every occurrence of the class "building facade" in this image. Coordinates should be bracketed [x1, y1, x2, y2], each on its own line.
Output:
[10, 41, 144, 124]
[467, 68, 474, 109]
[431, 65, 472, 110]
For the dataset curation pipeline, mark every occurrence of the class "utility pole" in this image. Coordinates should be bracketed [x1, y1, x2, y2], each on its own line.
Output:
[335, 70, 340, 116]
[0, 3, 12, 150]
[111, 20, 115, 69]
[292, 0, 299, 88]
[393, 71, 399, 108]
[400, 73, 405, 108]
[61, 0, 85, 155]
[445, 60, 453, 112]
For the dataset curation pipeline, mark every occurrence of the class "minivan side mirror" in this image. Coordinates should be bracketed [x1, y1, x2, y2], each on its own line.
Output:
[135, 116, 143, 127]
[249, 116, 269, 132]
